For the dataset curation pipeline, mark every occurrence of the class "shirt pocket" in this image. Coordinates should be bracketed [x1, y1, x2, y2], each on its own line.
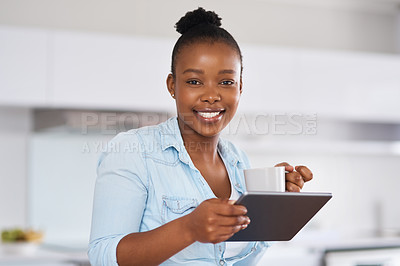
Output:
[161, 196, 199, 224]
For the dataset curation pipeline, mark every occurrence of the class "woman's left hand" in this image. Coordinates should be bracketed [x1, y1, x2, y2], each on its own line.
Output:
[275, 162, 313, 192]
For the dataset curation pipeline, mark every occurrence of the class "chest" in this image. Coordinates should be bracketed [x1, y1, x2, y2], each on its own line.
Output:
[140, 153, 246, 230]
[194, 159, 232, 199]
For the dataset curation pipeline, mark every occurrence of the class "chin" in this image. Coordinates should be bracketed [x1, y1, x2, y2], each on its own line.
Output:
[196, 124, 226, 137]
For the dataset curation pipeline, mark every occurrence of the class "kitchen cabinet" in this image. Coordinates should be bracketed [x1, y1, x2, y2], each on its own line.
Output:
[296, 50, 400, 122]
[239, 45, 299, 113]
[0, 26, 48, 106]
[1, 26, 400, 121]
[239, 44, 400, 122]
[52, 31, 175, 112]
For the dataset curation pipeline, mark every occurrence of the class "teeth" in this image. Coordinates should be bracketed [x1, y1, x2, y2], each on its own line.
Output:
[198, 111, 221, 118]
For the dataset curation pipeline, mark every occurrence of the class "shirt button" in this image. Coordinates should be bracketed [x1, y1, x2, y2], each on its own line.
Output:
[219, 259, 224, 265]
[219, 246, 222, 252]
[251, 247, 256, 252]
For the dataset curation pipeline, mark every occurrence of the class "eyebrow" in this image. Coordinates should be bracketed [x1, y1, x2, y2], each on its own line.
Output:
[218, 69, 236, 75]
[182, 69, 237, 75]
[182, 68, 204, 74]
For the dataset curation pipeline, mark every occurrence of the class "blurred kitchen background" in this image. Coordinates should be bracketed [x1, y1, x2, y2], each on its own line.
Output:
[1, 0, 400, 265]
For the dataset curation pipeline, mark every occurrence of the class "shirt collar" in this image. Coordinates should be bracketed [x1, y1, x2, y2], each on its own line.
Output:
[160, 116, 244, 167]
[160, 117, 191, 165]
[217, 138, 243, 167]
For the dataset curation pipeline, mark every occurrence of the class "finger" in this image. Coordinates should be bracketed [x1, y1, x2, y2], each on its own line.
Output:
[210, 230, 239, 244]
[295, 165, 313, 182]
[218, 224, 246, 237]
[213, 215, 250, 226]
[214, 203, 247, 216]
[275, 162, 294, 172]
[227, 200, 236, 205]
[286, 181, 301, 192]
[215, 223, 250, 243]
[285, 171, 304, 189]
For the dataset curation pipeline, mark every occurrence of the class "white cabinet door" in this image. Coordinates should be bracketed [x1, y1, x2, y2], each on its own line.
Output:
[239, 45, 298, 114]
[239, 46, 400, 121]
[0, 26, 47, 106]
[52, 31, 175, 112]
[296, 50, 400, 121]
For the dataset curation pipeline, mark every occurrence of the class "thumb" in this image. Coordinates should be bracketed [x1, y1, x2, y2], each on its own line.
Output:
[275, 162, 294, 172]
[228, 200, 236, 205]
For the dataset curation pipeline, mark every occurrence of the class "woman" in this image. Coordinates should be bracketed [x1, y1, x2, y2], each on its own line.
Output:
[88, 7, 312, 266]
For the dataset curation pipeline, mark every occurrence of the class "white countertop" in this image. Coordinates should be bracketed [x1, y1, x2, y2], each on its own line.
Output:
[0, 244, 89, 266]
[2, 235, 399, 266]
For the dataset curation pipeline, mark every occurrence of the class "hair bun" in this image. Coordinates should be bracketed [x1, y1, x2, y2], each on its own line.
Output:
[175, 7, 222, 35]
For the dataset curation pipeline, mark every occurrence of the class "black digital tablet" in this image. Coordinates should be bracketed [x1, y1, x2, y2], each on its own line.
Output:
[227, 191, 332, 241]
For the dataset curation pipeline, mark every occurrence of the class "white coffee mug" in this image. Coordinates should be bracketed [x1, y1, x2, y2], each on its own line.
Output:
[244, 166, 286, 192]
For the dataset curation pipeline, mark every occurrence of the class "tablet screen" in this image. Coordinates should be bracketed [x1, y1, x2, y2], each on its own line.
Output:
[228, 191, 332, 241]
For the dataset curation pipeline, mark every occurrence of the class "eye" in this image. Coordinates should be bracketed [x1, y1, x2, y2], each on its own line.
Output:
[220, 80, 235, 85]
[186, 80, 201, 85]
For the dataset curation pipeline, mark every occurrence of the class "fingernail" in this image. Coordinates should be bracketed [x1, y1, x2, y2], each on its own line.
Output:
[241, 224, 248, 229]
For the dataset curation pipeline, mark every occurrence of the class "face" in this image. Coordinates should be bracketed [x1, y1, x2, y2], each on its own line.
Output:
[167, 41, 242, 139]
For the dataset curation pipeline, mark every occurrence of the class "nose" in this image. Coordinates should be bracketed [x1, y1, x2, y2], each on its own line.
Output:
[200, 85, 221, 104]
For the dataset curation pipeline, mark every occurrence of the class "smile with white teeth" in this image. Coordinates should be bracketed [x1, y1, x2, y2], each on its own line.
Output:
[197, 111, 221, 118]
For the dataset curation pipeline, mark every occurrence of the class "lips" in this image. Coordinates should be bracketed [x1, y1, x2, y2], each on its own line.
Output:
[197, 111, 221, 118]
[193, 108, 225, 122]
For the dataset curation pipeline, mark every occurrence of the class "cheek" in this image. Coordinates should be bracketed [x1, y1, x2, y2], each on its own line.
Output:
[225, 91, 241, 107]
[176, 90, 198, 112]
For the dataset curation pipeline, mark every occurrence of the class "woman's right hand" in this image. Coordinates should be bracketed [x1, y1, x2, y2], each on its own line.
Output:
[183, 198, 250, 244]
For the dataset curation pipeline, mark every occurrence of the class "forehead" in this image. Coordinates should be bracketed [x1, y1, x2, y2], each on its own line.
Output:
[175, 41, 241, 72]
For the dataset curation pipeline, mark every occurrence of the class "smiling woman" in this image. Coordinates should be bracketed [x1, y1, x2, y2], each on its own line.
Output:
[88, 7, 312, 266]
[167, 41, 242, 139]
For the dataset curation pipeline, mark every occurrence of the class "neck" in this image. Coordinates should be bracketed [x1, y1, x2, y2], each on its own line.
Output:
[178, 119, 220, 162]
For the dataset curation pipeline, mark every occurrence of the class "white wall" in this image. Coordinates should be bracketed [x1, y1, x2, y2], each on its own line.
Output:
[28, 132, 112, 246]
[0, 107, 31, 229]
[0, 0, 398, 53]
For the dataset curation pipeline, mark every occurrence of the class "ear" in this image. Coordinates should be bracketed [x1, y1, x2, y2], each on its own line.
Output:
[166, 73, 175, 98]
[239, 76, 243, 95]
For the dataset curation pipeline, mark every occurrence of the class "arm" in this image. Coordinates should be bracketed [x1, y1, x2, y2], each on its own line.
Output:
[116, 198, 250, 266]
[88, 136, 250, 266]
[88, 138, 149, 266]
[116, 215, 193, 266]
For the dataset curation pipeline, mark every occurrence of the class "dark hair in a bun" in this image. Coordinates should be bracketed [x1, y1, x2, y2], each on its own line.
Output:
[175, 7, 222, 35]
[171, 7, 242, 76]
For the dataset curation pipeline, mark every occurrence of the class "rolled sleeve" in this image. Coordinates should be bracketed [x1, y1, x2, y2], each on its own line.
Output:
[88, 133, 148, 266]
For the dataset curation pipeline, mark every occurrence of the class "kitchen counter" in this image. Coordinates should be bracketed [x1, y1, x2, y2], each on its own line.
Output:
[0, 244, 89, 266]
[258, 234, 400, 266]
[2, 236, 399, 266]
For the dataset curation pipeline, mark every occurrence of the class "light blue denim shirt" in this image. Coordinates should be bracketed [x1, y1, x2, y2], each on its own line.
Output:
[88, 117, 268, 265]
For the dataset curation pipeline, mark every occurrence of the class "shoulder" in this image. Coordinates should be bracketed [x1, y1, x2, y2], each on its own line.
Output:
[106, 122, 166, 153]
[97, 122, 167, 166]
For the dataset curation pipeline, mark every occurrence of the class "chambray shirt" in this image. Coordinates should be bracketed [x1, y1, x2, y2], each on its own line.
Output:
[88, 117, 268, 265]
